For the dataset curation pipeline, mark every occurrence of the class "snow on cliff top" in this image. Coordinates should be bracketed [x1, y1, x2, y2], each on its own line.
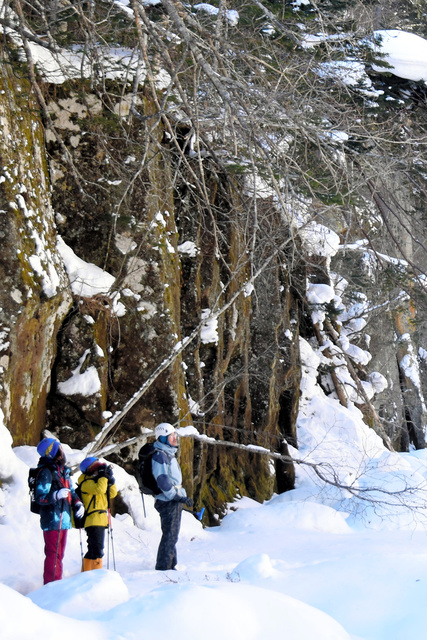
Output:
[372, 30, 427, 82]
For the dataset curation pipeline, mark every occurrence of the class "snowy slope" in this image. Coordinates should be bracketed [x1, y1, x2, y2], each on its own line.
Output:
[2, 333, 427, 640]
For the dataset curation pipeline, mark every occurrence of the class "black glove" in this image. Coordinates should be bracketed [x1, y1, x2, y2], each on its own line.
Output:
[95, 465, 107, 478]
[105, 466, 115, 485]
[181, 497, 193, 508]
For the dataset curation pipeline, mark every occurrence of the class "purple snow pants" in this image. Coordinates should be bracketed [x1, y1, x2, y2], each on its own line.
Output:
[43, 529, 68, 584]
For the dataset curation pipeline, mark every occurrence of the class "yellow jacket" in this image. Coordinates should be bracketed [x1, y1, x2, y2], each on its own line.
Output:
[77, 473, 118, 528]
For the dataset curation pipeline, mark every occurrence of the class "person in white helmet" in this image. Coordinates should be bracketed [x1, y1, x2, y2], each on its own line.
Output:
[152, 422, 193, 570]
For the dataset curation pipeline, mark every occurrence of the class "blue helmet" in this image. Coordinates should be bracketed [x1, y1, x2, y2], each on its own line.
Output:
[80, 457, 98, 473]
[37, 438, 60, 459]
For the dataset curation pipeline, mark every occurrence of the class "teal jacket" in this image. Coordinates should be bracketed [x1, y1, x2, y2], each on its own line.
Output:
[34, 458, 79, 531]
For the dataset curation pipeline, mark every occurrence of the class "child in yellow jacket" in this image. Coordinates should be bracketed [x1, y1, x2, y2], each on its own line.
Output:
[78, 457, 118, 570]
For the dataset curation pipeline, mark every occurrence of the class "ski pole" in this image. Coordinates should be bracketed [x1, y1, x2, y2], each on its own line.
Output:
[107, 484, 116, 570]
[106, 484, 110, 569]
[141, 491, 147, 518]
[107, 521, 110, 569]
[53, 484, 71, 580]
[79, 528, 84, 563]
[53, 506, 64, 581]
[107, 508, 116, 570]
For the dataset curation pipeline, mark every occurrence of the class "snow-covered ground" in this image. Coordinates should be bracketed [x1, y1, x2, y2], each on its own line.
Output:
[3, 332, 427, 640]
[3, 439, 427, 640]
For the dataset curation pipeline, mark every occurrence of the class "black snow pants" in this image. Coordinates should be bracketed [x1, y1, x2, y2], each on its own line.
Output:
[85, 526, 106, 559]
[154, 499, 183, 570]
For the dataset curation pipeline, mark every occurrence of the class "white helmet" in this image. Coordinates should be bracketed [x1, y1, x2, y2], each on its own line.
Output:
[155, 422, 175, 439]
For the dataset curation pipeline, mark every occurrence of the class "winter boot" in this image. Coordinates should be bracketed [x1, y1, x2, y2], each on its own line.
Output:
[82, 557, 93, 572]
[93, 558, 102, 570]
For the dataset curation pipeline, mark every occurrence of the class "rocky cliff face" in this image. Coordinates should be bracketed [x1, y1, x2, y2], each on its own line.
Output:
[0, 46, 72, 445]
[2, 0, 427, 522]
[0, 72, 300, 519]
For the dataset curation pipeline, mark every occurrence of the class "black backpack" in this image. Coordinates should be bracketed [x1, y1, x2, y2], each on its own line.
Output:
[137, 443, 161, 496]
[28, 463, 58, 514]
[28, 467, 42, 514]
